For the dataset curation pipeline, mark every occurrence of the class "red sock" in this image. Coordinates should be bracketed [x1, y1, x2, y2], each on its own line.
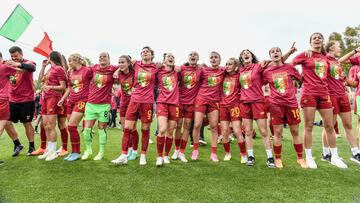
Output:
[128, 130, 133, 148]
[141, 129, 150, 154]
[156, 136, 165, 157]
[60, 128, 68, 151]
[180, 139, 187, 153]
[211, 147, 217, 154]
[193, 142, 199, 150]
[40, 126, 47, 149]
[223, 142, 230, 153]
[294, 143, 303, 159]
[269, 120, 274, 136]
[175, 138, 181, 150]
[274, 145, 282, 159]
[237, 141, 246, 156]
[122, 128, 131, 154]
[132, 130, 139, 151]
[165, 137, 173, 156]
[334, 121, 339, 135]
[68, 125, 80, 153]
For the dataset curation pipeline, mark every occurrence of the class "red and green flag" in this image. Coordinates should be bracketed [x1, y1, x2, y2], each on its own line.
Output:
[0, 4, 53, 57]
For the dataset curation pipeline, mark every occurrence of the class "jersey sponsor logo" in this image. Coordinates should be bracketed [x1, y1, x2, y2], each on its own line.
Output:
[208, 74, 220, 87]
[330, 63, 342, 80]
[314, 59, 327, 79]
[71, 75, 83, 93]
[240, 71, 252, 89]
[183, 71, 196, 89]
[223, 77, 235, 96]
[163, 74, 176, 91]
[272, 72, 289, 94]
[94, 73, 108, 88]
[138, 69, 151, 87]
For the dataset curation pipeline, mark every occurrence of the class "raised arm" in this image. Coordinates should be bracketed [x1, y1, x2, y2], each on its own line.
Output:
[38, 60, 49, 81]
[338, 47, 360, 64]
[282, 42, 297, 63]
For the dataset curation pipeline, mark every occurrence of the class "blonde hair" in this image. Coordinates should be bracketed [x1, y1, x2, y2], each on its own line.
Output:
[68, 53, 87, 66]
[228, 57, 239, 67]
[325, 40, 339, 53]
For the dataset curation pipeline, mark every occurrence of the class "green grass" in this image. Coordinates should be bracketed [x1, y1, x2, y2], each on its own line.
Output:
[1, 113, 360, 203]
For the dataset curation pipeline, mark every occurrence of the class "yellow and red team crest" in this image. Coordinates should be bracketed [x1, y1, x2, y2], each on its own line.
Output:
[223, 78, 235, 95]
[94, 73, 108, 88]
[272, 72, 289, 94]
[138, 69, 151, 87]
[71, 76, 83, 93]
[184, 72, 196, 89]
[208, 74, 220, 87]
[163, 75, 176, 91]
[240, 71, 252, 89]
[314, 59, 327, 79]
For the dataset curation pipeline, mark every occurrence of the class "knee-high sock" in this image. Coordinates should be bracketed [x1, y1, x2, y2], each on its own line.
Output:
[122, 128, 131, 154]
[238, 141, 246, 156]
[128, 129, 133, 148]
[274, 144, 282, 159]
[180, 139, 187, 153]
[141, 129, 150, 154]
[68, 125, 80, 153]
[175, 138, 181, 150]
[40, 126, 47, 149]
[60, 128, 68, 150]
[334, 120, 339, 135]
[164, 137, 173, 156]
[98, 129, 107, 154]
[83, 128, 92, 152]
[132, 130, 139, 151]
[156, 136, 165, 157]
[223, 142, 230, 153]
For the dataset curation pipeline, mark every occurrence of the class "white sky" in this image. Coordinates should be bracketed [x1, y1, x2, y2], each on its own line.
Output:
[0, 0, 359, 78]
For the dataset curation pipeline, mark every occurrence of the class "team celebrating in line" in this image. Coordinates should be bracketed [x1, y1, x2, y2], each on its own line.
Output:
[1, 32, 360, 169]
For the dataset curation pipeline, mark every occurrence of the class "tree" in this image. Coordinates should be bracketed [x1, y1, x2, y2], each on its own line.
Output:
[327, 25, 360, 75]
[34, 79, 41, 91]
[84, 57, 92, 66]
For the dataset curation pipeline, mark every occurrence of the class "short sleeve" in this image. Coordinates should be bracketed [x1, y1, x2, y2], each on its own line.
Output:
[292, 52, 306, 65]
[350, 56, 360, 66]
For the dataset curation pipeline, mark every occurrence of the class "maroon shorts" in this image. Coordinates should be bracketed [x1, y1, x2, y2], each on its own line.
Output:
[269, 104, 301, 125]
[219, 104, 241, 121]
[300, 94, 332, 109]
[264, 96, 271, 113]
[0, 99, 10, 120]
[331, 95, 351, 114]
[67, 101, 86, 114]
[240, 102, 267, 119]
[194, 99, 219, 114]
[156, 103, 179, 121]
[179, 104, 195, 120]
[58, 100, 69, 117]
[119, 105, 127, 117]
[125, 101, 153, 123]
[41, 97, 61, 115]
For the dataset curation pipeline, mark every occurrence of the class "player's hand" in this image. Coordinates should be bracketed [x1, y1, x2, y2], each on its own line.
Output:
[42, 85, 51, 92]
[305, 49, 313, 58]
[42, 59, 49, 67]
[5, 60, 21, 67]
[156, 62, 163, 68]
[57, 99, 64, 107]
